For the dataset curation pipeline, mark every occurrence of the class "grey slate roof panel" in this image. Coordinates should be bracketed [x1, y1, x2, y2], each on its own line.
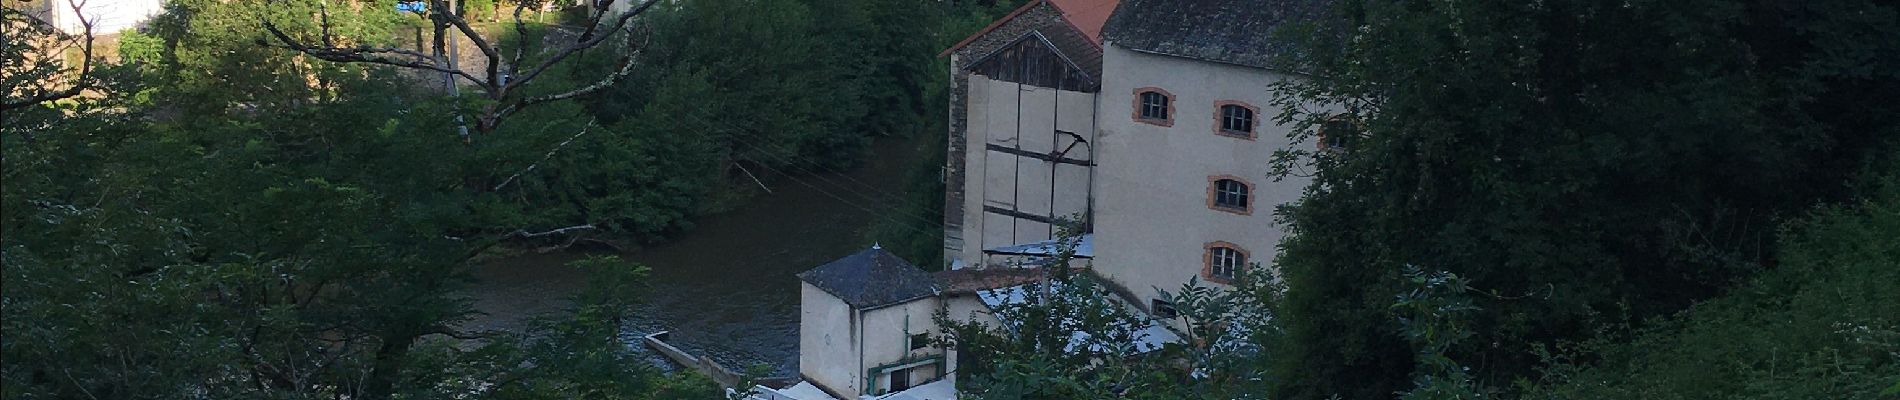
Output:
[1101, 0, 1335, 70]
[796, 248, 940, 309]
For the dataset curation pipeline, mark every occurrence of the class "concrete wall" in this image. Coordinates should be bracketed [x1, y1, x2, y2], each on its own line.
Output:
[958, 74, 1098, 266]
[797, 282, 859, 397]
[798, 283, 949, 397]
[1091, 44, 1313, 311]
[857, 298, 946, 395]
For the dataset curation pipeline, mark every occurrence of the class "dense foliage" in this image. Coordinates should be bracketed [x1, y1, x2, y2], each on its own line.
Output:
[947, 0, 1898, 399]
[1262, 0, 1900, 398]
[2, 0, 958, 398]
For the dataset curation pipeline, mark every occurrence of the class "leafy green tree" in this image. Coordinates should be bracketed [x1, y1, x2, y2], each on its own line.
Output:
[2, 2, 721, 399]
[1525, 161, 1900, 400]
[1264, 0, 1900, 397]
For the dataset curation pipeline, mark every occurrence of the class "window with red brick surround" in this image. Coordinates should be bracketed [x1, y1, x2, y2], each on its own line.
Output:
[1206, 175, 1253, 215]
[1212, 100, 1259, 139]
[1202, 241, 1249, 285]
[1132, 87, 1174, 127]
[1318, 116, 1359, 152]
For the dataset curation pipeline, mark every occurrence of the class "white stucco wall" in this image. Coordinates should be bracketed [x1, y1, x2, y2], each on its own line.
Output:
[1091, 44, 1314, 310]
[939, 293, 1004, 392]
[45, 0, 165, 35]
[856, 298, 946, 396]
[959, 75, 1098, 267]
[799, 283, 950, 397]
[797, 283, 859, 397]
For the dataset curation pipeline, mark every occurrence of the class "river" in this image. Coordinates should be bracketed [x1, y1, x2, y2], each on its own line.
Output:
[463, 135, 923, 377]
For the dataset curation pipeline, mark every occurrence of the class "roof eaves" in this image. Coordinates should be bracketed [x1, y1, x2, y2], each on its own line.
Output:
[1114, 43, 1315, 76]
[960, 30, 1099, 85]
[855, 291, 940, 312]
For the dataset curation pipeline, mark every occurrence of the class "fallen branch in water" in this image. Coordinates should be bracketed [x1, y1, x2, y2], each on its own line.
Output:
[493, 118, 596, 191]
[508, 224, 596, 239]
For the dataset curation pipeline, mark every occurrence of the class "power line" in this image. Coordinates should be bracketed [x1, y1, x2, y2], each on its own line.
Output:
[643, 112, 949, 233]
[693, 118, 947, 229]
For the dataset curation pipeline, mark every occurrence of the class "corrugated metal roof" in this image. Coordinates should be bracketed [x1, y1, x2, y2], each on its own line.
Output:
[982, 234, 1093, 258]
[975, 282, 1180, 354]
[796, 247, 939, 310]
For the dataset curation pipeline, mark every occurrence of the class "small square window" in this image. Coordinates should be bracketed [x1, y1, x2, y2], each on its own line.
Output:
[1220, 104, 1254, 134]
[1140, 91, 1170, 120]
[909, 333, 930, 351]
[1151, 299, 1178, 319]
[1208, 246, 1246, 281]
[1213, 178, 1249, 211]
[1321, 119, 1357, 151]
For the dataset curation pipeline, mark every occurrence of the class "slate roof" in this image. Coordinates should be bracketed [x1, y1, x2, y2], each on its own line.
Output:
[1101, 0, 1336, 70]
[796, 247, 940, 310]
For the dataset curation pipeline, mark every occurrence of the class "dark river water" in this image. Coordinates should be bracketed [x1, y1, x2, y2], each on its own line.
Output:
[462, 136, 920, 377]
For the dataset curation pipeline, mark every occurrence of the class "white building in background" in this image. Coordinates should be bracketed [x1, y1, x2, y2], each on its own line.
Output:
[944, 0, 1331, 317]
[776, 1, 1335, 398]
[33, 0, 166, 35]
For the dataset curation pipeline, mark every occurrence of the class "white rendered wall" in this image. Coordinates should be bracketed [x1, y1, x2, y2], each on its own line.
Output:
[1091, 44, 1314, 309]
[48, 0, 165, 34]
[856, 298, 945, 395]
[797, 283, 860, 397]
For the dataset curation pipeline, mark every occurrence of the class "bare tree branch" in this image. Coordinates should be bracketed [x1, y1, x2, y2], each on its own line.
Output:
[508, 224, 596, 239]
[0, 0, 98, 113]
[253, 0, 662, 135]
[491, 29, 645, 127]
[492, 118, 596, 191]
[256, 22, 487, 85]
[505, 0, 657, 93]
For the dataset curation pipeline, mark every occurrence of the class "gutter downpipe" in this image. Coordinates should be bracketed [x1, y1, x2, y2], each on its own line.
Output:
[857, 307, 866, 396]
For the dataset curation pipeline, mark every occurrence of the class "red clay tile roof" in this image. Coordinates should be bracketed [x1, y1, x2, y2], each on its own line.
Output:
[1048, 0, 1119, 44]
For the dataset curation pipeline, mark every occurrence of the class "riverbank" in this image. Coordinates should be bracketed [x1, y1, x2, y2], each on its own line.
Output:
[464, 134, 924, 376]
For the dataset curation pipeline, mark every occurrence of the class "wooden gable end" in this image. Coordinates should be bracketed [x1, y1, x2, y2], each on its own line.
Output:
[968, 33, 1100, 93]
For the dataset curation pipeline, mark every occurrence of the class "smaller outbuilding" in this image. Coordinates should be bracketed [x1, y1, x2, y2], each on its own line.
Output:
[796, 247, 950, 398]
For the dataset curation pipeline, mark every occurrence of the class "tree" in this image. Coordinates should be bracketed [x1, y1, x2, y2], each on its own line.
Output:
[1527, 158, 1900, 400]
[258, 0, 661, 133]
[1263, 0, 1900, 398]
[938, 232, 1285, 400]
[1, 2, 719, 398]
[0, 0, 97, 114]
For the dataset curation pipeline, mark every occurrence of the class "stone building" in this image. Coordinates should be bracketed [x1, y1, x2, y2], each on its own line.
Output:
[939, 0, 1117, 269]
[943, 0, 1333, 316]
[779, 1, 1333, 398]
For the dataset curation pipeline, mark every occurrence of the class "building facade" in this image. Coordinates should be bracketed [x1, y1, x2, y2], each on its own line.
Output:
[792, 247, 1033, 399]
[940, 0, 1115, 269]
[1089, 0, 1333, 313]
[783, 2, 1334, 398]
[944, 0, 1330, 313]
